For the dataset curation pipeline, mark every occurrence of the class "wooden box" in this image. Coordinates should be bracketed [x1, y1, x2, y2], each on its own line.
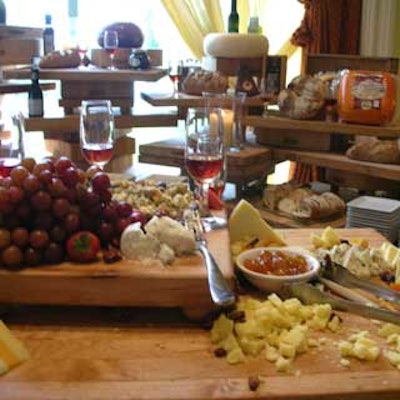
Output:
[0, 25, 42, 66]
[254, 126, 331, 151]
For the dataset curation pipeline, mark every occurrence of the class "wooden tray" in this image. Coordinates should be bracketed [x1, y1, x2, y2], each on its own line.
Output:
[0, 225, 234, 319]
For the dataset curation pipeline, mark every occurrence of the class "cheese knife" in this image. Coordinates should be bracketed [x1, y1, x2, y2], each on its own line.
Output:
[321, 260, 400, 306]
[286, 282, 400, 325]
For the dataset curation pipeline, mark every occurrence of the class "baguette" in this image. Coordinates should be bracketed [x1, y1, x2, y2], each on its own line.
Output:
[293, 192, 345, 219]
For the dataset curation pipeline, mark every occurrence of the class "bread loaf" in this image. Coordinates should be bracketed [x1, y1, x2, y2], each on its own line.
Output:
[278, 75, 329, 119]
[345, 138, 400, 164]
[293, 192, 345, 219]
[182, 70, 228, 95]
[39, 49, 80, 68]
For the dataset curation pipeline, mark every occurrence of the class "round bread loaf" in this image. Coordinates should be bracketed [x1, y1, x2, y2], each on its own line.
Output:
[39, 49, 81, 68]
[278, 75, 329, 119]
[182, 70, 228, 95]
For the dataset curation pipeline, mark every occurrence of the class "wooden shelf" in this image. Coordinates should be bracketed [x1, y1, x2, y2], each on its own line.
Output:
[245, 115, 400, 138]
[273, 148, 400, 182]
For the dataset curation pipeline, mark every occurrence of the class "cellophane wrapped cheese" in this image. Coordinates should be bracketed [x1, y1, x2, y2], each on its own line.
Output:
[337, 70, 398, 125]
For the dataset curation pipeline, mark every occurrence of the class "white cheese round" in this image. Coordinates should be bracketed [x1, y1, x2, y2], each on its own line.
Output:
[204, 33, 269, 58]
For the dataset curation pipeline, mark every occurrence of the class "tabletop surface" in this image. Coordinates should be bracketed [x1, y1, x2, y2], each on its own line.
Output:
[1, 228, 399, 400]
[3, 66, 167, 82]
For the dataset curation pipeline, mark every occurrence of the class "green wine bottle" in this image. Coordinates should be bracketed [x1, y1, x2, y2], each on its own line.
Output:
[228, 0, 239, 33]
[0, 0, 6, 25]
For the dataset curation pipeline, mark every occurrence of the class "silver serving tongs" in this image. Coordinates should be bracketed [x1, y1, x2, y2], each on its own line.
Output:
[183, 208, 236, 307]
[286, 283, 400, 326]
[321, 259, 400, 306]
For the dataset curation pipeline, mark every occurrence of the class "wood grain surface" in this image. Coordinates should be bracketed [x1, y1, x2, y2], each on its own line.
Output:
[0, 229, 399, 400]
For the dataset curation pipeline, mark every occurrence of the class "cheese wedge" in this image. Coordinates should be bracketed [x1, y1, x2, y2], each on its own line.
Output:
[0, 320, 29, 375]
[228, 199, 286, 245]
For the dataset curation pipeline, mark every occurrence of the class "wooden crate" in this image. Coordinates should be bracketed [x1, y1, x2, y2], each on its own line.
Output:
[306, 53, 400, 74]
[45, 135, 135, 173]
[254, 126, 331, 151]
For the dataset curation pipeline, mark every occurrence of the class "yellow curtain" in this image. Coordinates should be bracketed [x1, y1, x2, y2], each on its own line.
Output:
[161, 0, 226, 59]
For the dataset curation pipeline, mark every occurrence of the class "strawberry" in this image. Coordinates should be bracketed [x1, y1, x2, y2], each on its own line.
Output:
[208, 187, 225, 210]
[66, 231, 101, 263]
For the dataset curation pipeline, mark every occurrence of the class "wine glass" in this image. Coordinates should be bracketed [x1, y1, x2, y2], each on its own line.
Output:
[168, 60, 183, 96]
[185, 106, 225, 216]
[103, 30, 119, 70]
[80, 100, 115, 169]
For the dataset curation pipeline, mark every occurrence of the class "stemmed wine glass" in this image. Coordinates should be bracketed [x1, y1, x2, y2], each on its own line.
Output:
[103, 30, 119, 70]
[185, 106, 225, 216]
[80, 100, 115, 169]
[168, 60, 183, 96]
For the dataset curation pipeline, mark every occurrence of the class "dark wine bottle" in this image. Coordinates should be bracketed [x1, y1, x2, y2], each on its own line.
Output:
[0, 0, 6, 24]
[228, 0, 239, 33]
[43, 14, 55, 55]
[28, 67, 44, 118]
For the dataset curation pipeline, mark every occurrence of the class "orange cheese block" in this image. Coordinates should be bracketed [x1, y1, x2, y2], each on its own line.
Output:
[337, 70, 397, 125]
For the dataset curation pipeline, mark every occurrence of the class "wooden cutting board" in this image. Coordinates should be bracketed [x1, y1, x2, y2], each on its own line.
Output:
[1, 228, 400, 400]
[0, 225, 234, 319]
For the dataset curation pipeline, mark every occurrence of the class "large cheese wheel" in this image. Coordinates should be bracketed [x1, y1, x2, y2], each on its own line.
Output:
[204, 33, 269, 58]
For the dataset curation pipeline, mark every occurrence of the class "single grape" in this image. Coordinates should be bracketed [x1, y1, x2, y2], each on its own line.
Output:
[11, 227, 29, 248]
[52, 197, 71, 219]
[55, 156, 74, 176]
[0, 228, 11, 250]
[116, 201, 133, 218]
[49, 225, 67, 243]
[29, 229, 50, 249]
[24, 246, 43, 266]
[8, 185, 25, 204]
[23, 174, 41, 194]
[91, 172, 111, 194]
[97, 221, 115, 242]
[47, 177, 68, 198]
[63, 212, 80, 233]
[99, 189, 112, 204]
[86, 165, 102, 179]
[31, 190, 52, 211]
[38, 169, 53, 185]
[15, 201, 32, 222]
[33, 212, 54, 231]
[32, 162, 52, 177]
[115, 217, 131, 234]
[62, 166, 80, 188]
[102, 204, 118, 222]
[44, 242, 65, 264]
[20, 157, 36, 172]
[80, 191, 101, 211]
[10, 166, 29, 186]
[1, 244, 24, 269]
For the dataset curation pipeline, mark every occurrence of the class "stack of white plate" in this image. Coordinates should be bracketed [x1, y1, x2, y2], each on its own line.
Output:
[346, 196, 400, 243]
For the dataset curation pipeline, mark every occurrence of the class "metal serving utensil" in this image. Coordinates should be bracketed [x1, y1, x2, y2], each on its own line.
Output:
[285, 282, 400, 325]
[321, 258, 400, 306]
[183, 208, 236, 307]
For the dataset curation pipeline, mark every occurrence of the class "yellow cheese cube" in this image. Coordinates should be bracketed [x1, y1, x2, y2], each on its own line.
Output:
[226, 347, 245, 364]
[210, 314, 234, 344]
[0, 320, 29, 375]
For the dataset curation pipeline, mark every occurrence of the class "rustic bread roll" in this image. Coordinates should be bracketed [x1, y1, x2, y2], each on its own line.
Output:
[182, 70, 228, 95]
[293, 192, 345, 219]
[39, 49, 81, 68]
[345, 138, 400, 164]
[278, 75, 329, 119]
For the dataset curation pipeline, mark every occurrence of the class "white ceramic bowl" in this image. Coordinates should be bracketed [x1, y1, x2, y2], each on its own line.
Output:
[236, 246, 320, 293]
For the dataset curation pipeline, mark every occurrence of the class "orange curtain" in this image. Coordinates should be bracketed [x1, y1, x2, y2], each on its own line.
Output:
[288, 0, 362, 184]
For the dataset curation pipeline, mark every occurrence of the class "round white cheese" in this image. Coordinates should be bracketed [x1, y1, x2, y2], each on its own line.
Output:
[203, 33, 269, 58]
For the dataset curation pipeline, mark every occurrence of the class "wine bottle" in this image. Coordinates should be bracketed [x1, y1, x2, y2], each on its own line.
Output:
[28, 67, 44, 118]
[0, 0, 6, 24]
[228, 0, 239, 33]
[43, 14, 55, 55]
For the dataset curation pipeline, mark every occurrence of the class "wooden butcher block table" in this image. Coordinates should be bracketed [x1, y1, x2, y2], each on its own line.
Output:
[0, 228, 400, 400]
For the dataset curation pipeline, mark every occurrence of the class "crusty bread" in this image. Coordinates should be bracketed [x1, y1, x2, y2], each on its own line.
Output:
[39, 49, 81, 68]
[345, 138, 400, 164]
[182, 70, 228, 95]
[278, 75, 329, 120]
[293, 192, 346, 219]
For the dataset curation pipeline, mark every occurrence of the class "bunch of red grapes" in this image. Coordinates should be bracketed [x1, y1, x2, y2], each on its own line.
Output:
[0, 156, 146, 269]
